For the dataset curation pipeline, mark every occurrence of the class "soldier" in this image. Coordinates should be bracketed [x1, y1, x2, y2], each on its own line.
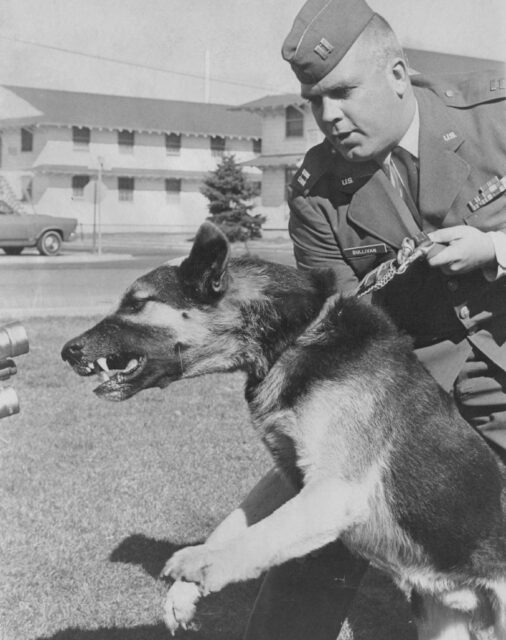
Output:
[233, 0, 506, 638]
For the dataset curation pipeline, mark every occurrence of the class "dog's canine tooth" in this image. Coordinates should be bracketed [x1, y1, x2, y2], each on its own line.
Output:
[96, 357, 110, 372]
[124, 358, 139, 373]
[94, 360, 110, 381]
[97, 370, 110, 383]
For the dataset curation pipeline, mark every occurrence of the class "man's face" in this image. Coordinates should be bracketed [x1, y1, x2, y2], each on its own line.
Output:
[301, 42, 410, 163]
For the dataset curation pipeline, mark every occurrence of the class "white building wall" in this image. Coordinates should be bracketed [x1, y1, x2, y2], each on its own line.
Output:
[252, 104, 323, 229]
[260, 107, 322, 156]
[1, 124, 260, 233]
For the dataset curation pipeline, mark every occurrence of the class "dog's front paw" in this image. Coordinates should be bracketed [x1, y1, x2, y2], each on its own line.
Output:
[162, 544, 215, 589]
[164, 581, 201, 635]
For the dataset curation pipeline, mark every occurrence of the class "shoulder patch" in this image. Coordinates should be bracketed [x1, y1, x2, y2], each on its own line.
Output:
[290, 143, 333, 196]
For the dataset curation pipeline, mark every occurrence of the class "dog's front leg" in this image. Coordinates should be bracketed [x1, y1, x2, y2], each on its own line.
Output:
[207, 466, 298, 545]
[165, 475, 366, 594]
[162, 467, 298, 634]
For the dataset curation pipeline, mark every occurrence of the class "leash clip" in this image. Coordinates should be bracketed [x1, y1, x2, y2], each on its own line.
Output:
[395, 234, 435, 274]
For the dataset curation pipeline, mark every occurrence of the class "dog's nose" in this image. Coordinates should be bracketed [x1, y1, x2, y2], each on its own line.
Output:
[61, 339, 84, 363]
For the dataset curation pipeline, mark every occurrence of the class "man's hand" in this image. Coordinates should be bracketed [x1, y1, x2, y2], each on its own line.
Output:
[426, 226, 496, 275]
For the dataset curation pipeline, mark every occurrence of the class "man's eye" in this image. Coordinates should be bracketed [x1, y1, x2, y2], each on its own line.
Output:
[329, 88, 353, 100]
[305, 95, 322, 107]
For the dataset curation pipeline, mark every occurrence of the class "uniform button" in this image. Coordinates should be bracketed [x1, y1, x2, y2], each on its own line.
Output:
[447, 279, 458, 292]
[459, 305, 470, 319]
[445, 89, 455, 98]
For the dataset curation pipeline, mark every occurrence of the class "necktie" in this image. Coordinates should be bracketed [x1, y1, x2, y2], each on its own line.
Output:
[392, 146, 419, 205]
[387, 146, 421, 228]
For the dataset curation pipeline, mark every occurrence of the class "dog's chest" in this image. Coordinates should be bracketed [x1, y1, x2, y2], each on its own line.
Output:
[249, 369, 381, 484]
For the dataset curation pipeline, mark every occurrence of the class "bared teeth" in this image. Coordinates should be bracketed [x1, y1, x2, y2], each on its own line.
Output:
[124, 358, 139, 373]
[94, 360, 110, 381]
[96, 357, 110, 372]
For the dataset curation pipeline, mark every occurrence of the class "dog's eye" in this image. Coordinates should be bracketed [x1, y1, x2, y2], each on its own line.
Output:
[124, 298, 148, 313]
[182, 311, 190, 319]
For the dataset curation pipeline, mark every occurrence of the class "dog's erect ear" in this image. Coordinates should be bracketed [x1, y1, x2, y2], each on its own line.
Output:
[179, 222, 230, 301]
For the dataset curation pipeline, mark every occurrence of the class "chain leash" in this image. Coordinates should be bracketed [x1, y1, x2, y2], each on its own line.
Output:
[353, 233, 437, 299]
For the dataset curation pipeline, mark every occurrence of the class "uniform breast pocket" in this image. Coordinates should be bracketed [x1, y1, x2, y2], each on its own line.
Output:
[342, 242, 393, 277]
[464, 191, 506, 232]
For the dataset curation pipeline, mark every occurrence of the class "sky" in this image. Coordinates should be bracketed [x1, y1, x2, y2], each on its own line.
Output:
[0, 0, 504, 105]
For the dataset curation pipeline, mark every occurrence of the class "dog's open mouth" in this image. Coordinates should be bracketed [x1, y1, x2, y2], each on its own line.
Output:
[81, 353, 147, 396]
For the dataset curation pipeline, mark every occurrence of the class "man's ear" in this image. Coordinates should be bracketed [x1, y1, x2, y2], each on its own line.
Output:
[390, 57, 409, 97]
[179, 222, 230, 301]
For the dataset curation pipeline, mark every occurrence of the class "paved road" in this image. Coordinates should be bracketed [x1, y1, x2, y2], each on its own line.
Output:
[0, 235, 294, 319]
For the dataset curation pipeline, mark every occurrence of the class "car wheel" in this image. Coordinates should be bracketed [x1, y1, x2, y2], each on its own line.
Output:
[37, 231, 62, 256]
[2, 247, 23, 255]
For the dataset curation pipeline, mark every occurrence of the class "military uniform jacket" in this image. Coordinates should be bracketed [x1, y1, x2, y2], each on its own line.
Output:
[289, 69, 506, 389]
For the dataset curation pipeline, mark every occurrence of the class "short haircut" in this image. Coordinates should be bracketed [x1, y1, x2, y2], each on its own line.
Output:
[357, 14, 406, 69]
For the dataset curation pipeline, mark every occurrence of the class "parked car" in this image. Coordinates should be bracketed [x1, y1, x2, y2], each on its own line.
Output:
[0, 201, 78, 256]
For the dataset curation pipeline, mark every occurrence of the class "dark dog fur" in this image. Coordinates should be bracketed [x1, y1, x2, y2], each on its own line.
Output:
[62, 222, 506, 638]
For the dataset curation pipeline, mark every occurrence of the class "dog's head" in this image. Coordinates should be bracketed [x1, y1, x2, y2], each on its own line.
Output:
[61, 222, 233, 401]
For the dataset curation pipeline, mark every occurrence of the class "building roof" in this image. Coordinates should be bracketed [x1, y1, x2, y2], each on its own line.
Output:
[0, 85, 261, 139]
[404, 49, 504, 75]
[236, 94, 307, 112]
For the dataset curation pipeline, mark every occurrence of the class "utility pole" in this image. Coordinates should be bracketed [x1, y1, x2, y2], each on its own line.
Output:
[97, 156, 104, 255]
[204, 50, 210, 103]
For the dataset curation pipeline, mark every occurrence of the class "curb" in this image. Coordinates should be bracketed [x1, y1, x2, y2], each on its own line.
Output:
[0, 252, 133, 265]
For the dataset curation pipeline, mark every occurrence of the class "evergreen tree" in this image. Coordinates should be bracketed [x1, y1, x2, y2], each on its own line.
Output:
[201, 154, 265, 243]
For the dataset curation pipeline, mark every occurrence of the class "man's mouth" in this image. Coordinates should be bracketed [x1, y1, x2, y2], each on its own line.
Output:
[332, 129, 357, 143]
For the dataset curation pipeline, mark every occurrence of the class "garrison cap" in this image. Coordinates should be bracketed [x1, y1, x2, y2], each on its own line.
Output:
[282, 0, 376, 84]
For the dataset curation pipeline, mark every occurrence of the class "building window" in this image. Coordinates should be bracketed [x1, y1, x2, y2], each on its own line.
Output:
[253, 138, 262, 154]
[72, 175, 90, 199]
[165, 133, 181, 155]
[21, 128, 33, 152]
[72, 126, 90, 148]
[118, 177, 134, 201]
[285, 106, 304, 138]
[210, 135, 226, 156]
[165, 178, 181, 201]
[118, 129, 135, 151]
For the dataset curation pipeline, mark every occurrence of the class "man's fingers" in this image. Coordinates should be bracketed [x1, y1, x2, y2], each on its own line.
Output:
[427, 227, 465, 244]
[426, 245, 459, 268]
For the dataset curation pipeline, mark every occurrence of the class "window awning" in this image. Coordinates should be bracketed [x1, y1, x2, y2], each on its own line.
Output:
[240, 153, 303, 168]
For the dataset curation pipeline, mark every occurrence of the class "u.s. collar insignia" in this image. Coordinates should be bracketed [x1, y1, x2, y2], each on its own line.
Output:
[467, 175, 506, 212]
[443, 131, 457, 142]
[297, 168, 310, 187]
[341, 176, 354, 186]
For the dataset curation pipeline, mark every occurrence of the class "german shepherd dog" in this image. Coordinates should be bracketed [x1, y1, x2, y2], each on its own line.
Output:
[62, 222, 506, 639]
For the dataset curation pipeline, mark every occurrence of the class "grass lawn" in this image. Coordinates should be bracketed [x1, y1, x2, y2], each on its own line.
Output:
[0, 316, 415, 640]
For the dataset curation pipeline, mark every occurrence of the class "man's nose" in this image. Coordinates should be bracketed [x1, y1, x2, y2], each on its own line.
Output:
[321, 96, 343, 122]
